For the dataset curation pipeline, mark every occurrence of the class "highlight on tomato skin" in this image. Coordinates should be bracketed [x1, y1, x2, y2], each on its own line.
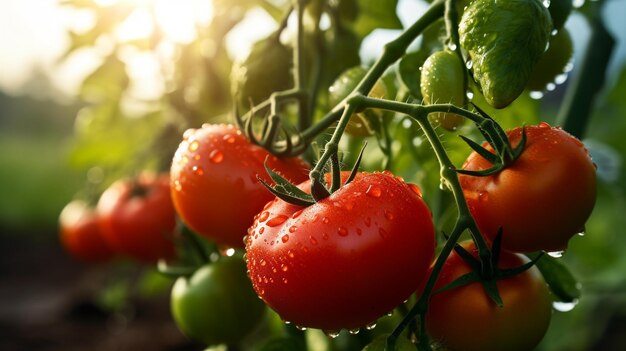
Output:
[425, 241, 553, 351]
[59, 200, 115, 263]
[460, 122, 597, 253]
[170, 123, 309, 249]
[97, 172, 177, 263]
[245, 171, 436, 331]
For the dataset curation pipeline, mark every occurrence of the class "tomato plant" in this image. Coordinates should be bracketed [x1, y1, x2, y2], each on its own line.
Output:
[460, 123, 597, 253]
[97, 172, 177, 263]
[59, 200, 114, 263]
[171, 255, 266, 346]
[170, 124, 309, 248]
[245, 171, 435, 331]
[426, 241, 553, 351]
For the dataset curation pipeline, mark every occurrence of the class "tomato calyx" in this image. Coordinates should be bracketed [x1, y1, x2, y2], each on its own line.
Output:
[257, 142, 366, 205]
[157, 223, 213, 278]
[435, 233, 544, 307]
[456, 104, 527, 177]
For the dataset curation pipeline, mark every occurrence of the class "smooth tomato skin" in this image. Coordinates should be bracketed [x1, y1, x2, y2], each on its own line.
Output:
[171, 256, 266, 346]
[170, 124, 309, 248]
[59, 200, 114, 263]
[97, 173, 176, 263]
[460, 123, 596, 253]
[426, 241, 553, 351]
[245, 171, 435, 331]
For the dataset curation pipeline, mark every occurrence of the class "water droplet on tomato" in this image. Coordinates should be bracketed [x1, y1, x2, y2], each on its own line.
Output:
[173, 180, 182, 192]
[344, 201, 355, 211]
[259, 227, 265, 235]
[384, 210, 395, 220]
[365, 322, 377, 330]
[356, 228, 362, 235]
[260, 259, 266, 266]
[281, 234, 289, 243]
[192, 165, 204, 176]
[337, 227, 348, 236]
[287, 250, 295, 258]
[258, 211, 270, 222]
[322, 217, 330, 224]
[348, 328, 360, 335]
[386, 310, 393, 317]
[209, 149, 224, 163]
[223, 134, 236, 143]
[553, 300, 578, 312]
[281, 264, 288, 272]
[530, 91, 544, 100]
[292, 209, 303, 218]
[311, 214, 319, 223]
[282, 278, 288, 284]
[267, 215, 288, 227]
[538, 122, 551, 129]
[408, 183, 422, 196]
[366, 185, 382, 198]
[183, 129, 196, 140]
[324, 330, 341, 338]
[478, 191, 489, 202]
[322, 233, 329, 240]
[188, 141, 199, 152]
[242, 235, 249, 246]
[289, 226, 298, 233]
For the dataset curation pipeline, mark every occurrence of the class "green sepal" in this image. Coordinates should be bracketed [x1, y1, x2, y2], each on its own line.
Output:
[433, 271, 481, 295]
[345, 142, 367, 186]
[481, 279, 504, 307]
[458, 135, 498, 164]
[257, 176, 315, 207]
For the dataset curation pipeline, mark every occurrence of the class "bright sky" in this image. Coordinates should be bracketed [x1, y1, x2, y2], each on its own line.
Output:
[0, 0, 624, 100]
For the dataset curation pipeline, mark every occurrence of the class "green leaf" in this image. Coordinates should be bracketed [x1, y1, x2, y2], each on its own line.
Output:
[528, 253, 582, 302]
[342, 0, 403, 38]
[80, 54, 129, 103]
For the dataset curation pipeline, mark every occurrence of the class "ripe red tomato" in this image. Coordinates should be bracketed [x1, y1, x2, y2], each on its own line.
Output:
[97, 173, 177, 263]
[59, 200, 114, 263]
[426, 241, 553, 351]
[245, 171, 435, 331]
[460, 123, 596, 253]
[170, 124, 309, 248]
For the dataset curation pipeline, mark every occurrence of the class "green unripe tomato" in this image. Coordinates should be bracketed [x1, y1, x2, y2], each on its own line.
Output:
[328, 66, 387, 136]
[459, 0, 553, 108]
[527, 29, 573, 91]
[420, 50, 466, 131]
[548, 0, 573, 30]
[231, 36, 293, 106]
[171, 256, 265, 346]
[362, 334, 417, 351]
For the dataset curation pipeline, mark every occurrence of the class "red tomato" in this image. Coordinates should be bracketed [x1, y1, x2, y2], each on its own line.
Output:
[245, 171, 435, 331]
[59, 200, 114, 263]
[97, 173, 176, 263]
[460, 123, 596, 253]
[426, 241, 553, 351]
[170, 124, 309, 248]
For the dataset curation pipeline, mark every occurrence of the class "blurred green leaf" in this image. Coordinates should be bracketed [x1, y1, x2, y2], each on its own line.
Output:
[398, 50, 430, 100]
[530, 253, 582, 302]
[341, 0, 402, 38]
[80, 54, 129, 103]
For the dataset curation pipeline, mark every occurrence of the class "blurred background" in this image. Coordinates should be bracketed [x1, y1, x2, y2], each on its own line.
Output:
[1, 0, 626, 350]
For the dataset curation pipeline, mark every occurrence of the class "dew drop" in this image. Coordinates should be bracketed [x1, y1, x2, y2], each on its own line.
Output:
[349, 328, 360, 335]
[324, 330, 341, 338]
[577, 231, 586, 237]
[538, 122, 551, 128]
[344, 201, 355, 211]
[542, 0, 550, 9]
[547, 250, 565, 258]
[466, 91, 474, 100]
[365, 322, 377, 330]
[173, 180, 182, 192]
[408, 183, 422, 196]
[188, 141, 199, 152]
[283, 320, 292, 325]
[384, 210, 395, 221]
[530, 91, 544, 100]
[243, 235, 250, 246]
[379, 228, 388, 239]
[322, 233, 329, 240]
[356, 228, 362, 235]
[258, 211, 270, 222]
[555, 72, 569, 85]
[466, 60, 473, 69]
[259, 227, 265, 234]
[546, 83, 556, 91]
[292, 209, 303, 218]
[267, 215, 288, 227]
[553, 300, 579, 312]
[310, 236, 318, 245]
[386, 311, 394, 317]
[209, 149, 224, 163]
[281, 264, 288, 272]
[281, 234, 290, 243]
[289, 226, 298, 233]
[573, 0, 585, 8]
[183, 129, 195, 140]
[366, 185, 382, 198]
[288, 250, 295, 258]
[260, 259, 266, 266]
[223, 134, 236, 143]
[447, 42, 457, 51]
[337, 226, 349, 236]
[192, 165, 204, 176]
[282, 277, 288, 284]
[322, 217, 330, 224]
[296, 325, 307, 331]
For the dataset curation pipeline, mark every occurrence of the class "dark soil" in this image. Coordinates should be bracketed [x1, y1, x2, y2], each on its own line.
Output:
[0, 232, 203, 351]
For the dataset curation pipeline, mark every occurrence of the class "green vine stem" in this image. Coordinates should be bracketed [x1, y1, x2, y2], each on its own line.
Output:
[556, 3, 614, 138]
[294, 0, 311, 131]
[308, 0, 445, 182]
